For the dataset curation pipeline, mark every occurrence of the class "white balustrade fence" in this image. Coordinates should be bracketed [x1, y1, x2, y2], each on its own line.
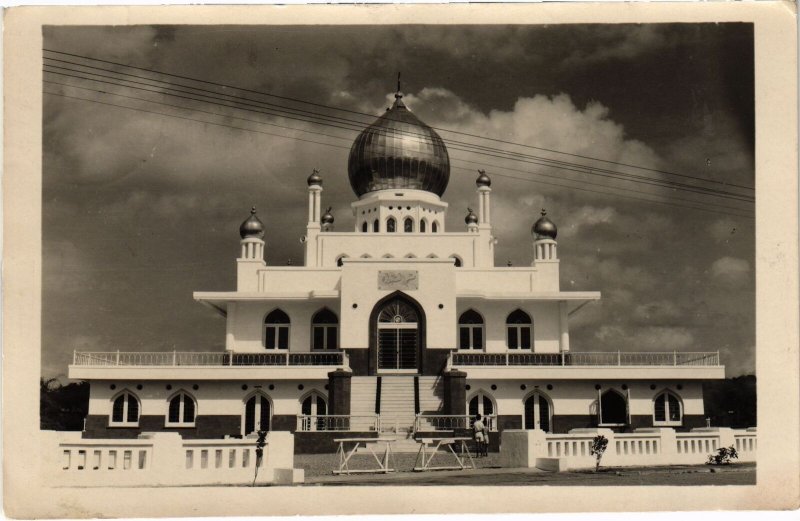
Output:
[449, 351, 720, 368]
[47, 431, 302, 486]
[414, 414, 496, 432]
[501, 427, 755, 470]
[296, 415, 381, 432]
[73, 350, 346, 367]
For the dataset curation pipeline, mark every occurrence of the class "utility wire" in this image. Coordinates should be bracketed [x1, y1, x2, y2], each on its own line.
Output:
[43, 88, 754, 220]
[43, 48, 755, 192]
[43, 63, 755, 203]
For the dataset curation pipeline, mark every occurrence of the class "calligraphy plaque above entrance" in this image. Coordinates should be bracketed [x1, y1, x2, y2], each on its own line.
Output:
[378, 270, 419, 291]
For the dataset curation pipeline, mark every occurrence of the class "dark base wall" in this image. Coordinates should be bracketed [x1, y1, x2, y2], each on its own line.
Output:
[294, 431, 378, 454]
[84, 415, 241, 439]
[346, 349, 369, 376]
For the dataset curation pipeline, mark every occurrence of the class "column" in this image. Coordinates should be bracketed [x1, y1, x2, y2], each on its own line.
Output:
[327, 369, 352, 416]
[443, 370, 467, 416]
[559, 301, 570, 352]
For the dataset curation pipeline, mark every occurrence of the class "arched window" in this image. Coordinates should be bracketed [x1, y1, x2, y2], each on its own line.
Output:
[431, 221, 439, 233]
[382, 254, 394, 259]
[243, 393, 271, 435]
[360, 254, 372, 259]
[167, 391, 196, 427]
[468, 391, 496, 429]
[264, 309, 290, 350]
[362, 222, 368, 233]
[420, 220, 427, 233]
[311, 308, 338, 351]
[653, 390, 683, 425]
[506, 309, 532, 350]
[524, 392, 552, 432]
[404, 253, 416, 259]
[599, 389, 628, 425]
[458, 309, 484, 350]
[404, 218, 414, 233]
[450, 256, 463, 268]
[373, 219, 379, 232]
[300, 392, 328, 431]
[387, 217, 396, 233]
[336, 255, 348, 267]
[426, 253, 438, 258]
[110, 391, 140, 426]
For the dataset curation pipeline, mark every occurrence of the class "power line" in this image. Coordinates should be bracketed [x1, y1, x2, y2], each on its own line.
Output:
[44, 88, 754, 220]
[44, 78, 753, 215]
[43, 63, 755, 203]
[43, 48, 755, 192]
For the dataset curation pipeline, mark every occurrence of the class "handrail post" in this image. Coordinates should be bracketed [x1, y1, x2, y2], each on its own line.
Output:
[561, 351, 565, 366]
[617, 350, 621, 366]
[673, 351, 677, 366]
[716, 350, 720, 366]
[116, 350, 120, 365]
[73, 349, 76, 365]
[286, 350, 290, 366]
[173, 350, 177, 366]
[505, 352, 509, 366]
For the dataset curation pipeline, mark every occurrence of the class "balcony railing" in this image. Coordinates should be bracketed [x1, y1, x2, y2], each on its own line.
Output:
[296, 415, 381, 432]
[448, 351, 720, 368]
[72, 350, 348, 367]
[414, 414, 497, 433]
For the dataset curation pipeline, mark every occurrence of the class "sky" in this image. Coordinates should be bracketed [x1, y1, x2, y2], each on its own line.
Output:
[42, 24, 755, 379]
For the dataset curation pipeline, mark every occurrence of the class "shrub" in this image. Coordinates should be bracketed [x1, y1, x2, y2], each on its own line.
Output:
[706, 446, 739, 465]
[590, 435, 609, 472]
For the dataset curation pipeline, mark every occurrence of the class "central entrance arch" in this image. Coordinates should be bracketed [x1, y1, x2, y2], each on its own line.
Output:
[369, 292, 425, 374]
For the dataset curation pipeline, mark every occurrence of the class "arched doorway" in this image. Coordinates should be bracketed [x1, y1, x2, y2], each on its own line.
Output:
[523, 391, 552, 432]
[370, 293, 424, 373]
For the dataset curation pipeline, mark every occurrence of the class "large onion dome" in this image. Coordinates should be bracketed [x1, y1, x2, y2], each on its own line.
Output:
[240, 207, 265, 239]
[348, 91, 450, 197]
[532, 209, 557, 239]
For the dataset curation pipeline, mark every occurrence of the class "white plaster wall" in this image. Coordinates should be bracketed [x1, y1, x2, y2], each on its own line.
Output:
[457, 299, 561, 353]
[339, 259, 457, 350]
[455, 265, 560, 293]
[465, 379, 704, 419]
[229, 300, 340, 353]
[88, 379, 328, 417]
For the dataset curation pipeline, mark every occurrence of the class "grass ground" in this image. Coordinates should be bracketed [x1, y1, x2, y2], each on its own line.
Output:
[293, 452, 755, 486]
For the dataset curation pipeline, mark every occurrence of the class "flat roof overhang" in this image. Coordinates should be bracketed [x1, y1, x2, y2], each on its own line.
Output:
[194, 291, 340, 316]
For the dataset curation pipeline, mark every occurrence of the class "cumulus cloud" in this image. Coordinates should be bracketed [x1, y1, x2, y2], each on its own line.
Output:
[710, 256, 751, 285]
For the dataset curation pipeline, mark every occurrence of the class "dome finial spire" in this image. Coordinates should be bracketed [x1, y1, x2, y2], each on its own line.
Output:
[396, 72, 402, 98]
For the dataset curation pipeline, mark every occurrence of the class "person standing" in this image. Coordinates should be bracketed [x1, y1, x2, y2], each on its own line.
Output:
[473, 414, 486, 457]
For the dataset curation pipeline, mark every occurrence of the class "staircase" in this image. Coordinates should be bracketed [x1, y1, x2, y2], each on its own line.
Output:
[378, 376, 417, 434]
[350, 376, 378, 431]
[418, 376, 444, 415]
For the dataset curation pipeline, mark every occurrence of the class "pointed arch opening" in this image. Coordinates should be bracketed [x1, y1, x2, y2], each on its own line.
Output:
[362, 221, 368, 233]
[599, 389, 628, 426]
[373, 219, 379, 232]
[523, 391, 552, 432]
[311, 308, 339, 351]
[653, 389, 683, 426]
[110, 390, 140, 426]
[419, 219, 427, 233]
[404, 217, 414, 233]
[506, 309, 533, 350]
[264, 309, 290, 350]
[468, 390, 496, 430]
[386, 217, 396, 233]
[431, 221, 439, 233]
[299, 391, 328, 431]
[368, 291, 426, 375]
[166, 390, 197, 427]
[450, 255, 463, 267]
[458, 309, 484, 350]
[242, 392, 272, 436]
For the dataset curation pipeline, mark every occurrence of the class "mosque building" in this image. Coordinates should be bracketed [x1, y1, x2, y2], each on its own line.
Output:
[69, 86, 724, 452]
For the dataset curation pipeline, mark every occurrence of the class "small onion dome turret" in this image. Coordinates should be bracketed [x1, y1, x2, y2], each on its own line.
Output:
[476, 169, 491, 187]
[532, 209, 557, 239]
[307, 168, 322, 186]
[240, 207, 265, 239]
[347, 89, 450, 197]
[465, 207, 479, 225]
[321, 207, 335, 226]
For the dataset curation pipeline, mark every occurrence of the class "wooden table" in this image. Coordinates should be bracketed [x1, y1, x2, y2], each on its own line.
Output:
[333, 437, 396, 475]
[413, 437, 476, 472]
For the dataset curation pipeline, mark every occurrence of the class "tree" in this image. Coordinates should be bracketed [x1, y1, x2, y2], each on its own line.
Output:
[252, 430, 268, 486]
[590, 435, 609, 472]
[707, 446, 739, 465]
